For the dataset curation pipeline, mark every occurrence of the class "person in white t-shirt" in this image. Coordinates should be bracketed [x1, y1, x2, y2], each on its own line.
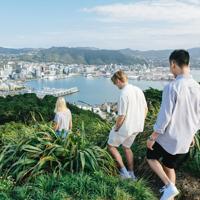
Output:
[108, 70, 148, 180]
[53, 97, 72, 138]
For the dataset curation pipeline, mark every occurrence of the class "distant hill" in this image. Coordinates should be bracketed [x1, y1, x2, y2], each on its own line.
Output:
[0, 47, 36, 55]
[0, 46, 200, 67]
[120, 48, 200, 67]
[17, 47, 147, 65]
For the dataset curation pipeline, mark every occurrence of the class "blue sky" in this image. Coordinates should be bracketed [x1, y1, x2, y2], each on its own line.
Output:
[0, 0, 200, 50]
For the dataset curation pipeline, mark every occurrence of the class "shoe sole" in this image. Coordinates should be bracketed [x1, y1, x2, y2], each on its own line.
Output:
[160, 191, 179, 200]
[171, 191, 179, 199]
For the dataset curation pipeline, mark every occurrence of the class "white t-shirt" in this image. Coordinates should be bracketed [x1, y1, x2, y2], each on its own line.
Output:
[117, 83, 147, 137]
[54, 109, 72, 131]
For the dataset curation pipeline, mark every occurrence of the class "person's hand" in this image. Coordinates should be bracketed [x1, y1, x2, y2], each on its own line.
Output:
[114, 125, 119, 132]
[147, 139, 155, 150]
[146, 132, 159, 150]
[190, 137, 195, 147]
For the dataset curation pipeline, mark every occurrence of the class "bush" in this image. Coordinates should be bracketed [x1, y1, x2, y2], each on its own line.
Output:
[1, 172, 157, 200]
[182, 132, 200, 177]
[0, 123, 117, 183]
[0, 94, 111, 148]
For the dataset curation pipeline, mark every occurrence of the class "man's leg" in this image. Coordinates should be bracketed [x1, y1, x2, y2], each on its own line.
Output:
[122, 134, 138, 179]
[163, 165, 176, 184]
[108, 144, 131, 178]
[147, 143, 179, 199]
[148, 159, 179, 200]
[108, 144, 125, 168]
[122, 134, 137, 171]
[147, 159, 171, 185]
[107, 131, 132, 178]
[123, 146, 134, 171]
[163, 166, 176, 200]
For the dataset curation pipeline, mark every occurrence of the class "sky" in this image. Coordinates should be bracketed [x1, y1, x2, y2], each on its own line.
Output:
[0, 0, 200, 50]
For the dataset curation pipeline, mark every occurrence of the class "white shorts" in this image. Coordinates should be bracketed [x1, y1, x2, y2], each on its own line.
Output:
[107, 129, 138, 148]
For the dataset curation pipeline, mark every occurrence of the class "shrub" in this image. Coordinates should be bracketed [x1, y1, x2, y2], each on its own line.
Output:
[2, 172, 157, 200]
[0, 123, 117, 182]
[182, 132, 200, 177]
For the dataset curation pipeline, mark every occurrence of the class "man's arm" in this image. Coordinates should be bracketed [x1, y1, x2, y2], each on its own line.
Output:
[146, 131, 159, 150]
[153, 84, 177, 134]
[114, 115, 125, 131]
[147, 84, 177, 150]
[115, 95, 127, 131]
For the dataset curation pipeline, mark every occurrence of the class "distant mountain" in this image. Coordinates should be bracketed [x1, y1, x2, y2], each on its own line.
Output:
[18, 47, 147, 65]
[0, 46, 200, 67]
[0, 47, 36, 55]
[120, 48, 200, 67]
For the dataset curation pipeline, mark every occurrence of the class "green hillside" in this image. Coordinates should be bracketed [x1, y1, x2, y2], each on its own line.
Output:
[0, 90, 199, 199]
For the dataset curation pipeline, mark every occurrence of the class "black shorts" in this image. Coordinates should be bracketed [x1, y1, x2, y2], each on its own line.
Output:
[146, 142, 189, 169]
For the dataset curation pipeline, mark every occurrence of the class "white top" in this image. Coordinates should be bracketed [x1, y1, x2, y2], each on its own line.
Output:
[117, 83, 147, 137]
[54, 109, 72, 131]
[154, 74, 200, 155]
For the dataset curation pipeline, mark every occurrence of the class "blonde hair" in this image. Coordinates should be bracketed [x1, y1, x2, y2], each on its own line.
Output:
[111, 70, 128, 84]
[54, 97, 68, 113]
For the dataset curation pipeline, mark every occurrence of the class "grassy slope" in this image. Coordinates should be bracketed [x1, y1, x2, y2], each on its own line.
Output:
[0, 172, 157, 200]
[0, 89, 199, 200]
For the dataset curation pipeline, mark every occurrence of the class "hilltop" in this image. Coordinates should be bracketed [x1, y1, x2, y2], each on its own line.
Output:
[0, 46, 200, 67]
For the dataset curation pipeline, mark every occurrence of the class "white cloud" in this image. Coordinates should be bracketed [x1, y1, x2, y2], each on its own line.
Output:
[83, 0, 200, 23]
[81, 0, 200, 50]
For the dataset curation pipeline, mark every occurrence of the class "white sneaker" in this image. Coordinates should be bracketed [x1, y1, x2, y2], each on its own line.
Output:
[160, 183, 179, 200]
[128, 171, 137, 181]
[119, 171, 131, 179]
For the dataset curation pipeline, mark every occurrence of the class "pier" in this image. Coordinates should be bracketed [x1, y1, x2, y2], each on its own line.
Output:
[36, 87, 79, 98]
[0, 87, 79, 98]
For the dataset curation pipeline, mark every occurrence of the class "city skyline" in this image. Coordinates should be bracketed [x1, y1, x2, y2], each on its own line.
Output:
[0, 0, 200, 50]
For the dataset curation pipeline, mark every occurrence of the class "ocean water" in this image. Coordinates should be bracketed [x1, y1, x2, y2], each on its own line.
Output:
[25, 70, 200, 105]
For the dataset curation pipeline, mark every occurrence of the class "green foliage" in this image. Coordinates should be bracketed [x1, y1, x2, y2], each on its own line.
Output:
[1, 87, 200, 199]
[182, 132, 200, 177]
[0, 94, 56, 124]
[0, 123, 117, 183]
[0, 172, 157, 200]
[0, 94, 111, 148]
[0, 122, 36, 145]
[144, 88, 162, 108]
[72, 114, 111, 146]
[0, 176, 15, 193]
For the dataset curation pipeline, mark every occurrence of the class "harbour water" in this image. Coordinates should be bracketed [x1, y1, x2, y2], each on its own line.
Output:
[25, 70, 200, 105]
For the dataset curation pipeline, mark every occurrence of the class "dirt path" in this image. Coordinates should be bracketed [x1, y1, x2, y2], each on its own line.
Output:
[176, 171, 200, 200]
[136, 162, 200, 200]
[148, 171, 200, 200]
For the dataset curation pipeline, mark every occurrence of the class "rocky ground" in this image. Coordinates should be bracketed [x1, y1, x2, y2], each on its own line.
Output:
[147, 171, 200, 200]
[176, 172, 200, 200]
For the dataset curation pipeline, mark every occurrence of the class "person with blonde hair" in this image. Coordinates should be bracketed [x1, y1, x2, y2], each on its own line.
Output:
[53, 97, 72, 137]
[108, 70, 148, 180]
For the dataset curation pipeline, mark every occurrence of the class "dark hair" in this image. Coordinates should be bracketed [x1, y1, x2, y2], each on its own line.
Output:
[169, 49, 190, 68]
